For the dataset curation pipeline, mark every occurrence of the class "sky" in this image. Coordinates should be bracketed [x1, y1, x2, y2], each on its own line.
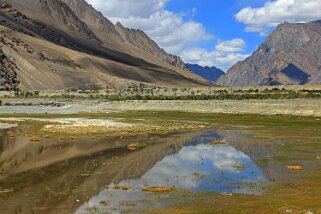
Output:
[86, 0, 321, 71]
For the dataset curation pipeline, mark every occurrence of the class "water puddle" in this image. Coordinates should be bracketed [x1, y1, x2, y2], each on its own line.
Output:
[76, 131, 268, 213]
[0, 128, 278, 213]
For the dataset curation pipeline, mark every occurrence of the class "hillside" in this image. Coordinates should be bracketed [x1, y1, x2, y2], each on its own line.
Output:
[0, 0, 207, 90]
[219, 21, 321, 86]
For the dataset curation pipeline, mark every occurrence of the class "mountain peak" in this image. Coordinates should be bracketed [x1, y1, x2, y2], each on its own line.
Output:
[0, 0, 207, 90]
[218, 20, 321, 86]
[186, 64, 225, 83]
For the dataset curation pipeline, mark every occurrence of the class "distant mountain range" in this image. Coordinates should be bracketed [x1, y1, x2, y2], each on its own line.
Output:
[1, 0, 321, 90]
[186, 64, 225, 83]
[0, 0, 207, 90]
[219, 20, 321, 86]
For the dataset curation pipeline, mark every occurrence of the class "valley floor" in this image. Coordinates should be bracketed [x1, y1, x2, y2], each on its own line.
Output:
[0, 98, 321, 117]
[0, 111, 320, 213]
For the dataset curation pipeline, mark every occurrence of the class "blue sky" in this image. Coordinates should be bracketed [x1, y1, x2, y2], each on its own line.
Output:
[87, 0, 321, 71]
[166, 0, 268, 54]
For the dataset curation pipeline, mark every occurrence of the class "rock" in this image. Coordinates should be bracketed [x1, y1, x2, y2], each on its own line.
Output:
[142, 187, 175, 193]
[213, 141, 226, 145]
[286, 166, 303, 170]
[99, 200, 109, 206]
[128, 143, 137, 151]
[111, 186, 131, 191]
[7, 131, 15, 138]
[70, 136, 77, 141]
[30, 137, 40, 142]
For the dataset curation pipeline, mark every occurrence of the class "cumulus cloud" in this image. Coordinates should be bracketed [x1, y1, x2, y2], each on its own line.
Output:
[215, 39, 246, 53]
[86, 0, 169, 18]
[86, 0, 247, 70]
[181, 39, 250, 71]
[236, 0, 321, 35]
[112, 10, 212, 54]
[86, 0, 211, 53]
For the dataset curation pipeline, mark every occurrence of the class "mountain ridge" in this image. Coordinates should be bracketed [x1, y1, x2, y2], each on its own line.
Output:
[186, 64, 225, 83]
[0, 0, 207, 90]
[218, 20, 321, 86]
[61, 0, 186, 70]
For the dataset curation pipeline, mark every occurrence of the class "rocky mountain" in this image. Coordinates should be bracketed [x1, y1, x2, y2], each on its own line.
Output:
[115, 22, 186, 70]
[186, 64, 225, 83]
[0, 0, 206, 90]
[219, 20, 321, 86]
[61, 0, 187, 70]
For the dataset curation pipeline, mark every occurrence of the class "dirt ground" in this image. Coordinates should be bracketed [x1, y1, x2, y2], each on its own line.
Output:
[0, 98, 321, 117]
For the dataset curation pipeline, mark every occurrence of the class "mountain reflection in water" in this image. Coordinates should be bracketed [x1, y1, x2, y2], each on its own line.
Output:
[76, 131, 269, 213]
[0, 129, 269, 214]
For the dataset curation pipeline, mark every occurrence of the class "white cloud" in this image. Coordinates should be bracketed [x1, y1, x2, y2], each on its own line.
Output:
[215, 39, 246, 53]
[86, 0, 170, 18]
[112, 10, 212, 54]
[236, 0, 321, 35]
[181, 39, 250, 71]
[86, 0, 248, 70]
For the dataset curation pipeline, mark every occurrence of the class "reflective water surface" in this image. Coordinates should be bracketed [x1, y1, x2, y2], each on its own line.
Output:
[76, 131, 269, 213]
[0, 128, 273, 213]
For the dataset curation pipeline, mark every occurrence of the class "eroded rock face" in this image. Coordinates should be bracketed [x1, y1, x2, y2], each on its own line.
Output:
[38, 0, 102, 44]
[115, 22, 187, 70]
[0, 0, 207, 90]
[219, 21, 321, 86]
[0, 48, 19, 91]
[60, 0, 121, 37]
[61, 0, 186, 70]
[0, 0, 101, 52]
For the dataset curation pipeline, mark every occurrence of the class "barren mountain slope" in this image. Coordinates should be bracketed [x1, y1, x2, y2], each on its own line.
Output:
[219, 21, 321, 86]
[0, 0, 207, 89]
[61, 0, 187, 70]
[0, 25, 206, 90]
[115, 22, 186, 70]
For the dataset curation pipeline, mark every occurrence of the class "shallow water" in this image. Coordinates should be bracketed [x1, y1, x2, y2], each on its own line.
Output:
[0, 127, 307, 213]
[76, 131, 269, 213]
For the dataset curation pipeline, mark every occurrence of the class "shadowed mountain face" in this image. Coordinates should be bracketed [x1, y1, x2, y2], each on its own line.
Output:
[218, 20, 321, 86]
[0, 0, 206, 90]
[186, 63, 225, 83]
[61, 0, 187, 70]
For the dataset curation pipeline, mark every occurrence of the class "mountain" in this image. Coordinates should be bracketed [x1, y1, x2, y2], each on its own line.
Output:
[218, 20, 321, 86]
[115, 22, 186, 70]
[61, 0, 187, 70]
[186, 64, 225, 83]
[0, 0, 207, 90]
